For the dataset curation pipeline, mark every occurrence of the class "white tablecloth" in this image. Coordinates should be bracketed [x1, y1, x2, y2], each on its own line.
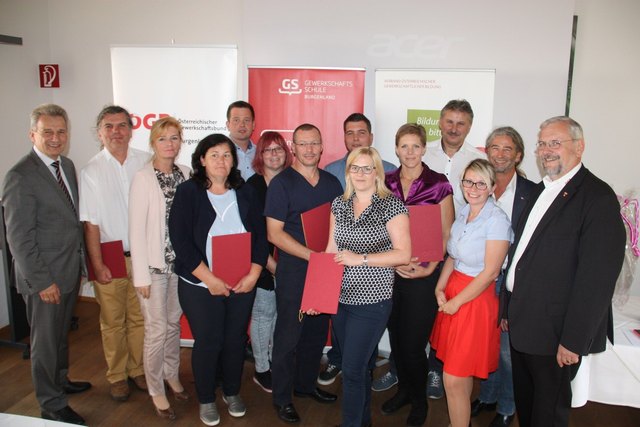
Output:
[0, 413, 75, 426]
[571, 296, 640, 408]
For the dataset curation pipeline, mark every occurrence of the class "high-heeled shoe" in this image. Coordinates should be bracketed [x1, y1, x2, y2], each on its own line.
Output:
[154, 405, 176, 420]
[165, 381, 190, 402]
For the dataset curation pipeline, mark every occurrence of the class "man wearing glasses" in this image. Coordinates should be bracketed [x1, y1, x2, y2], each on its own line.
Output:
[226, 100, 257, 180]
[265, 123, 343, 423]
[502, 116, 625, 427]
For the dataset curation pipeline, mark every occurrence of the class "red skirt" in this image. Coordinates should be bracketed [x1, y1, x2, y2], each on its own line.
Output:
[429, 270, 500, 379]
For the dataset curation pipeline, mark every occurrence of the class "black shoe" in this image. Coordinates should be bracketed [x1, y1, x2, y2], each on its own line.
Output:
[275, 403, 301, 423]
[293, 387, 337, 403]
[489, 413, 515, 427]
[253, 370, 272, 393]
[470, 399, 497, 417]
[381, 391, 410, 415]
[63, 381, 92, 394]
[406, 402, 427, 426]
[41, 406, 86, 425]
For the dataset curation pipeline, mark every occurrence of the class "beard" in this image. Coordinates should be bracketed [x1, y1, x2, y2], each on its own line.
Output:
[541, 154, 563, 178]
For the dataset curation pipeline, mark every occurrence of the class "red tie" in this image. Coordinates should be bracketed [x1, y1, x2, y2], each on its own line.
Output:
[52, 160, 76, 214]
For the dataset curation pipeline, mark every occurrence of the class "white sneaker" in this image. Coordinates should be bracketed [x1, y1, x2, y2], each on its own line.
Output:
[199, 402, 220, 426]
[223, 394, 246, 417]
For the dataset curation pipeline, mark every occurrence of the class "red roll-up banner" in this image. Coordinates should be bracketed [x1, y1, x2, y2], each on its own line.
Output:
[249, 67, 365, 168]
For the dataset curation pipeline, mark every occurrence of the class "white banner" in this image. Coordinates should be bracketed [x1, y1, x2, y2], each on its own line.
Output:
[375, 69, 495, 165]
[111, 45, 237, 167]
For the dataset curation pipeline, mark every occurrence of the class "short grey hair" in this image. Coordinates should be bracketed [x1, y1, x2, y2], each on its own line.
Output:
[30, 104, 68, 130]
[539, 116, 584, 140]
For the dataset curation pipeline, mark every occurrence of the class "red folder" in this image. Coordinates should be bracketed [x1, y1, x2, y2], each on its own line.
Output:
[300, 252, 344, 315]
[87, 240, 127, 281]
[301, 202, 331, 252]
[408, 205, 444, 262]
[211, 232, 251, 286]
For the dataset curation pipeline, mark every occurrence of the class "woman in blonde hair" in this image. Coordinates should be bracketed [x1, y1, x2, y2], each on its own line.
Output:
[129, 117, 191, 420]
[324, 146, 411, 427]
[430, 159, 512, 427]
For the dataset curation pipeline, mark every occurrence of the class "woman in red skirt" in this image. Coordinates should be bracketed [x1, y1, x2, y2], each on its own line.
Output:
[430, 159, 513, 427]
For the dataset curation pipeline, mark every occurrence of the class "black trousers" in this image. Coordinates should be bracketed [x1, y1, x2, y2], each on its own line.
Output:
[178, 280, 255, 402]
[271, 267, 330, 407]
[510, 345, 581, 427]
[387, 271, 440, 405]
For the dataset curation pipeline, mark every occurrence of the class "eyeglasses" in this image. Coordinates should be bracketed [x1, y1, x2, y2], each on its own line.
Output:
[461, 179, 488, 190]
[293, 141, 322, 148]
[536, 139, 575, 150]
[262, 146, 285, 155]
[349, 165, 375, 175]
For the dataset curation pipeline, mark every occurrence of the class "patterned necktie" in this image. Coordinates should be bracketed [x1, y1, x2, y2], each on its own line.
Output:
[52, 160, 76, 214]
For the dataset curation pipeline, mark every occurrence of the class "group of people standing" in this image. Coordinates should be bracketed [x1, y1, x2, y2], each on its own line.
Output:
[2, 98, 625, 427]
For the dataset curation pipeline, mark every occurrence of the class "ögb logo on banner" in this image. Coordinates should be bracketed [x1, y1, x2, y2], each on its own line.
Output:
[131, 113, 170, 130]
[278, 79, 302, 95]
[39, 64, 60, 88]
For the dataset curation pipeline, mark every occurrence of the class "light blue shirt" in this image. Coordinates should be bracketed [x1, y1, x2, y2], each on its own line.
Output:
[324, 153, 397, 189]
[447, 197, 513, 276]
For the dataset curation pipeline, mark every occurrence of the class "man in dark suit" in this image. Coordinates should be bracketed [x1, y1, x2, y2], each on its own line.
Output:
[471, 127, 536, 427]
[2, 104, 89, 424]
[503, 116, 625, 427]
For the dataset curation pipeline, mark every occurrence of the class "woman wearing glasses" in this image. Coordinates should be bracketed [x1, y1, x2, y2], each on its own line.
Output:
[382, 124, 454, 427]
[430, 159, 512, 427]
[325, 146, 411, 427]
[246, 132, 292, 393]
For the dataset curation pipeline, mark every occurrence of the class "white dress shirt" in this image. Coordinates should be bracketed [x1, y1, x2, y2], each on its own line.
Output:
[425, 140, 486, 214]
[79, 147, 150, 251]
[506, 163, 582, 291]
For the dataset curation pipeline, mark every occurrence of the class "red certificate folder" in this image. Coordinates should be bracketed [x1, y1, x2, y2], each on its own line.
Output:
[301, 202, 331, 252]
[87, 240, 127, 281]
[211, 232, 251, 286]
[408, 205, 443, 262]
[300, 252, 344, 315]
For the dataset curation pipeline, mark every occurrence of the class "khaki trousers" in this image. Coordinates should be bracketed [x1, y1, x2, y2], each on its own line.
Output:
[93, 257, 145, 383]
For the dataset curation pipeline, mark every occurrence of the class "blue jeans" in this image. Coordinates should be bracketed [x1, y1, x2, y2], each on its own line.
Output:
[250, 287, 277, 373]
[478, 330, 515, 416]
[332, 300, 392, 427]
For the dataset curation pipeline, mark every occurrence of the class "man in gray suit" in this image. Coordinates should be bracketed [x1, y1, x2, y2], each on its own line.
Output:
[2, 104, 89, 425]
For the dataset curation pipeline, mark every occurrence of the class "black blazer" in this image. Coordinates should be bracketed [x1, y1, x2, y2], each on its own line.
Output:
[168, 179, 268, 284]
[511, 174, 537, 227]
[504, 166, 625, 356]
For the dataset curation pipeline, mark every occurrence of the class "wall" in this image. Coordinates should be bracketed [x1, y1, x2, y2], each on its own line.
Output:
[1, 0, 637, 321]
[572, 0, 640, 295]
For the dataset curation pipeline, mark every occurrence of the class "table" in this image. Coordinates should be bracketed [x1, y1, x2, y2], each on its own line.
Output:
[571, 296, 640, 408]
